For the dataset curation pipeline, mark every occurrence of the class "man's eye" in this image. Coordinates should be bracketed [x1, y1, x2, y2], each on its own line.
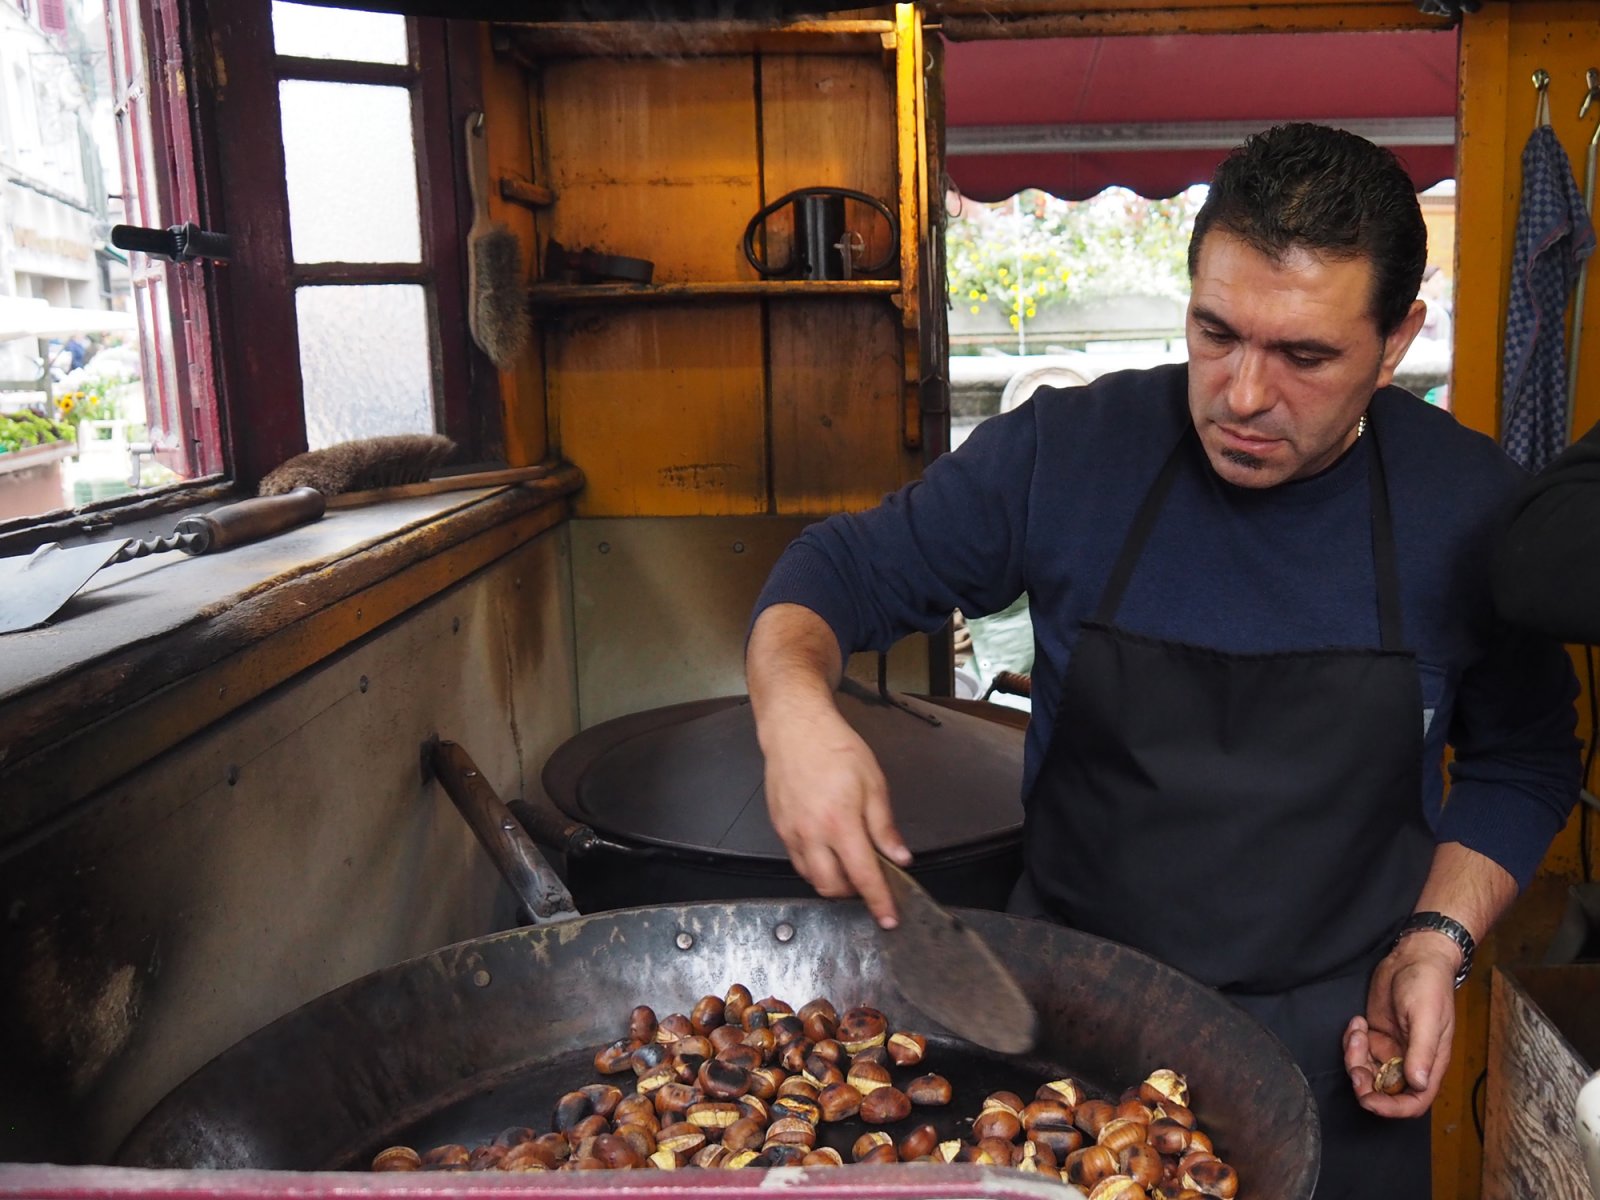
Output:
[1200, 328, 1232, 345]
[1285, 352, 1325, 369]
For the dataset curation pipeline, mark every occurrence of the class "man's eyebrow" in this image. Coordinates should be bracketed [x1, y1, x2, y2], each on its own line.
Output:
[1191, 305, 1343, 358]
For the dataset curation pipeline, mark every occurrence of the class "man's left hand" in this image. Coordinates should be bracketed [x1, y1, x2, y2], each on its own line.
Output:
[1342, 935, 1460, 1117]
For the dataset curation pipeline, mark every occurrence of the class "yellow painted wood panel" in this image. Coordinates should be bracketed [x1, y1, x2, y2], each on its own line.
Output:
[769, 299, 916, 513]
[758, 55, 899, 277]
[551, 306, 768, 516]
[540, 57, 763, 282]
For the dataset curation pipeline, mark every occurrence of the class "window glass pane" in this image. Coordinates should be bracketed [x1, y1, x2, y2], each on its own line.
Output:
[272, 2, 408, 65]
[280, 80, 420, 264]
[296, 284, 433, 449]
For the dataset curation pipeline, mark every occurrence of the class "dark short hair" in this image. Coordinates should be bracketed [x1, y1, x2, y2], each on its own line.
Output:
[1187, 123, 1428, 337]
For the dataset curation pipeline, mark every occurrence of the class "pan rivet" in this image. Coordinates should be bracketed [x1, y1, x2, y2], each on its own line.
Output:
[774, 923, 795, 943]
[675, 932, 695, 951]
[452, 617, 461, 634]
[473, 969, 491, 987]
[358, 676, 369, 694]
[226, 765, 239, 786]
[598, 542, 611, 555]
[732, 541, 745, 554]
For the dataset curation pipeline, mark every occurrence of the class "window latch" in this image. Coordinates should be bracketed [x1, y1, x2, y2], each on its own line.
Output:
[111, 222, 232, 263]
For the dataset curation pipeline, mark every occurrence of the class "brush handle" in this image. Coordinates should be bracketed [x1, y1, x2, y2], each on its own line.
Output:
[326, 465, 550, 509]
[466, 111, 492, 226]
[172, 487, 326, 555]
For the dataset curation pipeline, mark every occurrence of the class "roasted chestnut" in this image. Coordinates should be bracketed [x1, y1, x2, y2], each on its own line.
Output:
[724, 1148, 760, 1169]
[1148, 1116, 1191, 1155]
[735, 1094, 769, 1125]
[568, 1113, 610, 1145]
[630, 1042, 670, 1075]
[859, 1086, 912, 1124]
[779, 1038, 814, 1073]
[1074, 1098, 1115, 1138]
[802, 1147, 844, 1167]
[741, 1005, 770, 1032]
[742, 1027, 776, 1059]
[1183, 1156, 1240, 1199]
[1063, 1144, 1118, 1189]
[764, 1116, 818, 1148]
[758, 1143, 808, 1167]
[857, 1142, 899, 1166]
[747, 1066, 785, 1100]
[886, 1031, 927, 1066]
[817, 1082, 863, 1122]
[755, 995, 794, 1016]
[686, 1101, 742, 1134]
[850, 1044, 892, 1069]
[656, 1122, 706, 1157]
[982, 1090, 1025, 1117]
[971, 1109, 1022, 1143]
[1032, 1125, 1085, 1158]
[709, 1024, 745, 1054]
[770, 1014, 806, 1045]
[976, 1136, 1017, 1167]
[716, 1043, 763, 1072]
[1144, 1068, 1189, 1106]
[372, 1146, 421, 1171]
[1087, 1176, 1145, 1200]
[857, 1139, 896, 1164]
[579, 1083, 623, 1119]
[1120, 1142, 1162, 1187]
[1374, 1056, 1406, 1096]
[652, 1082, 702, 1119]
[656, 1012, 693, 1045]
[635, 1064, 676, 1095]
[772, 1095, 821, 1125]
[613, 1123, 656, 1159]
[837, 1005, 888, 1053]
[798, 997, 839, 1040]
[896, 1122, 939, 1161]
[629, 1005, 658, 1044]
[803, 1055, 845, 1088]
[552, 1091, 593, 1135]
[499, 1141, 556, 1171]
[1096, 1116, 1145, 1155]
[698, 1057, 751, 1099]
[846, 1060, 892, 1094]
[1038, 1077, 1087, 1107]
[690, 994, 726, 1034]
[591, 1133, 643, 1169]
[722, 1117, 765, 1153]
[809, 1037, 844, 1065]
[723, 984, 753, 1026]
[905, 1073, 953, 1106]
[421, 1143, 469, 1168]
[690, 1143, 730, 1168]
[595, 1037, 639, 1075]
[776, 1076, 819, 1101]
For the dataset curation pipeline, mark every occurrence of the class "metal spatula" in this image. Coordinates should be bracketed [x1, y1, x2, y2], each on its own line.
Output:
[876, 852, 1039, 1055]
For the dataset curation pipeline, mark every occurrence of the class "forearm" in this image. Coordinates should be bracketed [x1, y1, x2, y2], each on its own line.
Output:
[1403, 840, 1518, 969]
[746, 603, 846, 740]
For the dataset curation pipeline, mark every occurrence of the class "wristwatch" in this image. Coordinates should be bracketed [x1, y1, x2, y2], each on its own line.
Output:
[1393, 911, 1475, 988]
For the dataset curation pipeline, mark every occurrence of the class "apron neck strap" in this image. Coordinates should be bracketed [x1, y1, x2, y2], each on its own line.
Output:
[1093, 414, 1405, 651]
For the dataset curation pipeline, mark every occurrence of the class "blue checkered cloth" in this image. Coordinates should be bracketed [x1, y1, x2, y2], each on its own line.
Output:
[1501, 125, 1596, 473]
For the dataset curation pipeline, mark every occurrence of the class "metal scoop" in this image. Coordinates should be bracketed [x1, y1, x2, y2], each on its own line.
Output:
[876, 851, 1039, 1055]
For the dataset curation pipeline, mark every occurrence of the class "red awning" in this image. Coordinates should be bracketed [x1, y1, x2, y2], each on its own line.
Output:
[943, 29, 1459, 202]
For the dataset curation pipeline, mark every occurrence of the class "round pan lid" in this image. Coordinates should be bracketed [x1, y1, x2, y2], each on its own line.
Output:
[540, 681, 1025, 862]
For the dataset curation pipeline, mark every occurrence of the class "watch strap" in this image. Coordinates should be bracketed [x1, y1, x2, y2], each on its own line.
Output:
[1393, 911, 1475, 988]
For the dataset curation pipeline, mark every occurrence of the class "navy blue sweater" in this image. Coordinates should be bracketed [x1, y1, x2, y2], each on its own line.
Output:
[755, 364, 1580, 889]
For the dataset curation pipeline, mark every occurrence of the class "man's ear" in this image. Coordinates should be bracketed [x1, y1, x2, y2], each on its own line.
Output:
[1376, 299, 1428, 388]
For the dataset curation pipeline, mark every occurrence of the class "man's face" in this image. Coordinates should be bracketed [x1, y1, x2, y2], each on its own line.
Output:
[1185, 230, 1425, 489]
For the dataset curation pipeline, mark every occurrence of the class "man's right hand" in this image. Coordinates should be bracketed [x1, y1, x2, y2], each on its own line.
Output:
[746, 603, 912, 928]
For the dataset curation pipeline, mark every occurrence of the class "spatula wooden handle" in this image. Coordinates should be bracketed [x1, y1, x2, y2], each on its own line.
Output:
[173, 487, 326, 554]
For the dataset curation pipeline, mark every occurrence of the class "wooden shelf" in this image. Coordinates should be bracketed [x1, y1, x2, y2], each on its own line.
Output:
[495, 20, 896, 61]
[528, 280, 901, 307]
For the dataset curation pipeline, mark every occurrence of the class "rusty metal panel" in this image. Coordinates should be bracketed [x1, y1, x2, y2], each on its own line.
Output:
[568, 517, 928, 730]
[0, 533, 578, 1164]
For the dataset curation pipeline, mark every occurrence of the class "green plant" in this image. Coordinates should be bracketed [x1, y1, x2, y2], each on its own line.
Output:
[947, 187, 1205, 332]
[0, 411, 72, 453]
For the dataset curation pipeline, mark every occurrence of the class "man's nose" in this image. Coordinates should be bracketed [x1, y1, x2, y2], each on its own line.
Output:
[1226, 349, 1273, 418]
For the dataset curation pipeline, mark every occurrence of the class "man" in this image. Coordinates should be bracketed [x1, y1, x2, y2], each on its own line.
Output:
[746, 124, 1580, 1198]
[1493, 417, 1600, 644]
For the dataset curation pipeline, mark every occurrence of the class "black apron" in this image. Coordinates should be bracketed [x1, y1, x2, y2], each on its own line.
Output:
[1013, 419, 1435, 1199]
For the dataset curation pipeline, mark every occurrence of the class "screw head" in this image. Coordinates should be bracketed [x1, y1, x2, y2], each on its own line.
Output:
[774, 922, 795, 944]
[675, 931, 695, 951]
[358, 675, 369, 693]
[473, 969, 492, 988]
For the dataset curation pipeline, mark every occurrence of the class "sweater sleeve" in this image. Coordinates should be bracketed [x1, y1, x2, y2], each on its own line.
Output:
[752, 403, 1039, 663]
[1438, 618, 1581, 890]
[1492, 417, 1600, 644]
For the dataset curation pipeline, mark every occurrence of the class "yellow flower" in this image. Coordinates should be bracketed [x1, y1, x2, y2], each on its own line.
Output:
[970, 305, 980, 315]
[57, 396, 75, 413]
[968, 289, 980, 300]
[1009, 314, 1019, 328]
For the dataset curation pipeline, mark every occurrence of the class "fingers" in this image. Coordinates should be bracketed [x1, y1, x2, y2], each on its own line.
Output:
[865, 784, 912, 867]
[1342, 1016, 1375, 1098]
[1346, 956, 1458, 1119]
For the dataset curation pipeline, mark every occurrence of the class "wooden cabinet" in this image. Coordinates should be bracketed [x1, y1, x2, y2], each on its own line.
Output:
[1484, 964, 1600, 1200]
[486, 10, 935, 519]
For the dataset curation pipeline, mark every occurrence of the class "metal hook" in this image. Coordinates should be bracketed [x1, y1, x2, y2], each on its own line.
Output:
[471, 110, 485, 135]
[1533, 68, 1552, 129]
[1582, 68, 1600, 119]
